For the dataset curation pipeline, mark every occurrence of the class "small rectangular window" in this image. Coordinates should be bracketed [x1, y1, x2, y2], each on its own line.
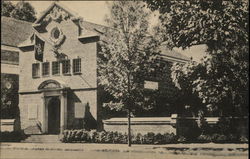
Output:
[144, 80, 158, 90]
[32, 63, 40, 78]
[75, 102, 86, 118]
[62, 60, 70, 75]
[73, 58, 81, 74]
[52, 61, 60, 75]
[42, 62, 50, 76]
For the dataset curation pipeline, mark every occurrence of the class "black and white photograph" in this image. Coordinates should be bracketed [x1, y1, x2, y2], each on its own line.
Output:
[0, 0, 249, 159]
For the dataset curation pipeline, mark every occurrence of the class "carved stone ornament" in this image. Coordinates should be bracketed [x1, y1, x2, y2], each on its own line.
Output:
[5, 81, 12, 89]
[38, 80, 62, 90]
[43, 6, 71, 23]
[49, 27, 65, 47]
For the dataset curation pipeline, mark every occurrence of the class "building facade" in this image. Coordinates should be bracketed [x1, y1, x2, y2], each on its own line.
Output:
[1, 17, 33, 119]
[14, 2, 189, 135]
[18, 2, 109, 134]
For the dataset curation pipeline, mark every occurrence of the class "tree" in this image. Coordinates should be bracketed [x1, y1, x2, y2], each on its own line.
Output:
[1, 1, 15, 17]
[1, 74, 19, 119]
[1, 1, 36, 22]
[146, 0, 249, 117]
[98, 1, 160, 146]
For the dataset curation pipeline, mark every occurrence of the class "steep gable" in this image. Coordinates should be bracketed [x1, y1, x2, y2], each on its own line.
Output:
[34, 2, 80, 25]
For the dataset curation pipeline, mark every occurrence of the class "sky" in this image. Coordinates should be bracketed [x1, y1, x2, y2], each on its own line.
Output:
[12, 1, 206, 62]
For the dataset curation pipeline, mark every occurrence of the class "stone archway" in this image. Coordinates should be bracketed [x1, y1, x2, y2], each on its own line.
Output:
[38, 80, 68, 134]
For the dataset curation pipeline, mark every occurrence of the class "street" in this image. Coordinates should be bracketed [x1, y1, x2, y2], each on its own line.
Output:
[1, 149, 248, 159]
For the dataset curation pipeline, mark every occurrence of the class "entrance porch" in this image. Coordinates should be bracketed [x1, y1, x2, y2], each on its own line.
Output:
[38, 80, 68, 134]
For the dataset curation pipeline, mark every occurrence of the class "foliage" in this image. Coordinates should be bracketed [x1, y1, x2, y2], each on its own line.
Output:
[1, 1, 36, 22]
[1, 74, 19, 119]
[146, 0, 249, 116]
[1, 1, 15, 17]
[60, 130, 177, 144]
[99, 1, 161, 146]
[98, 1, 160, 112]
[196, 110, 209, 135]
[177, 136, 187, 143]
[61, 129, 248, 144]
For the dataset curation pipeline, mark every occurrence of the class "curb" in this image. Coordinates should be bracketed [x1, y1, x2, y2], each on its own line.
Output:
[0, 143, 248, 156]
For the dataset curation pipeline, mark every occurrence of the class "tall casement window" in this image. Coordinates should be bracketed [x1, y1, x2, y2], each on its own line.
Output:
[42, 62, 50, 76]
[62, 60, 70, 75]
[73, 58, 81, 74]
[32, 63, 40, 78]
[52, 61, 60, 75]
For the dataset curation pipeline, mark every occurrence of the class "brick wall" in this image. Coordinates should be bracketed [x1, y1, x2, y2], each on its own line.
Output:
[103, 116, 249, 137]
[18, 18, 99, 134]
[19, 93, 43, 134]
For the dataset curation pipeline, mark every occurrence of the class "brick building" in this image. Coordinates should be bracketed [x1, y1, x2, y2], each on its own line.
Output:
[1, 17, 33, 119]
[4, 2, 189, 135]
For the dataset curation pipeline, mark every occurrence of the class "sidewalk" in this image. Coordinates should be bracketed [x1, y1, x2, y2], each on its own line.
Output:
[0, 142, 248, 156]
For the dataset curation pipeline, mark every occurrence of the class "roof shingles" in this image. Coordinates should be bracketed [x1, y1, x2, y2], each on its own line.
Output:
[1, 16, 189, 62]
[1, 16, 33, 47]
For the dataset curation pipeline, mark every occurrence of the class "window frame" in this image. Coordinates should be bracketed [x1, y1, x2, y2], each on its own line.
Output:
[73, 58, 81, 74]
[42, 62, 50, 77]
[62, 59, 71, 75]
[52, 61, 60, 76]
[32, 63, 40, 78]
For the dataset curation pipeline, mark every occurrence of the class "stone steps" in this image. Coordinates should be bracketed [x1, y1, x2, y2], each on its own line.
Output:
[22, 135, 61, 143]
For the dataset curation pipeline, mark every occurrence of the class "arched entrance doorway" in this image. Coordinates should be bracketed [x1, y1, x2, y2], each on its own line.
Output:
[38, 80, 68, 134]
[48, 97, 61, 134]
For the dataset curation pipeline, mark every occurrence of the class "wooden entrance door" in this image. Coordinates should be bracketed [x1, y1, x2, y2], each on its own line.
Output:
[48, 97, 60, 134]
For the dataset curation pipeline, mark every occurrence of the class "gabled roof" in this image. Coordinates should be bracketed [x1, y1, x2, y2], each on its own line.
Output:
[1, 16, 33, 47]
[34, 2, 80, 24]
[32, 1, 109, 41]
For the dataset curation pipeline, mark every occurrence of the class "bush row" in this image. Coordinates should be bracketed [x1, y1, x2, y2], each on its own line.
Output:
[60, 130, 177, 144]
[60, 129, 248, 144]
[197, 134, 249, 143]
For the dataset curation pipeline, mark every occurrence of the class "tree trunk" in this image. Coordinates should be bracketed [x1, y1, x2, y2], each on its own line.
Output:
[128, 108, 131, 147]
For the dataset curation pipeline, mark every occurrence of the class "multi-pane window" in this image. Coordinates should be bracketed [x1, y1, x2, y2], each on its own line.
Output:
[73, 58, 81, 74]
[32, 63, 40, 78]
[62, 60, 70, 74]
[52, 61, 60, 75]
[42, 62, 50, 76]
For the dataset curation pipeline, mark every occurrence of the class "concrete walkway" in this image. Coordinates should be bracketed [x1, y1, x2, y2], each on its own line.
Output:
[0, 142, 248, 157]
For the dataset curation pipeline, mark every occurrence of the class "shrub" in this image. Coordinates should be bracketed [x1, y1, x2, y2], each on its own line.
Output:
[105, 131, 114, 143]
[143, 132, 155, 144]
[239, 136, 248, 143]
[121, 132, 128, 144]
[96, 131, 106, 143]
[163, 133, 177, 144]
[60, 129, 247, 144]
[211, 133, 228, 143]
[197, 134, 212, 143]
[89, 130, 98, 143]
[132, 133, 143, 144]
[177, 136, 187, 143]
[154, 133, 164, 144]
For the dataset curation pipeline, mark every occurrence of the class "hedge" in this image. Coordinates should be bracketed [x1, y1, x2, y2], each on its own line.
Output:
[60, 130, 178, 144]
[60, 129, 248, 144]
